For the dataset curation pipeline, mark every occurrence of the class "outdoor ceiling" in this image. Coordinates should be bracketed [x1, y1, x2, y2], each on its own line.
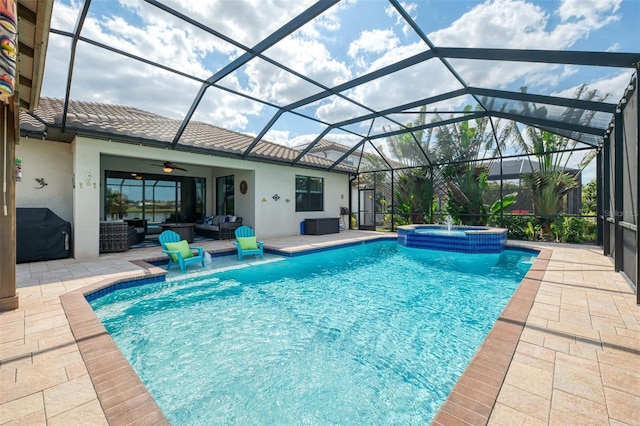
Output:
[16, 0, 53, 111]
[41, 0, 640, 173]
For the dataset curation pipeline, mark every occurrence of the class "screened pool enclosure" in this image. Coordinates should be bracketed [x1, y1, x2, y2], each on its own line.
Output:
[32, 0, 640, 297]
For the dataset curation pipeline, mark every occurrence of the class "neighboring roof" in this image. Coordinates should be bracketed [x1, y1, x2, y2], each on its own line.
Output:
[20, 98, 356, 173]
[487, 159, 579, 180]
[299, 139, 354, 154]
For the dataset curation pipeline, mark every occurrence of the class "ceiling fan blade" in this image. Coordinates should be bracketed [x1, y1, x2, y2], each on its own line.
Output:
[148, 162, 188, 171]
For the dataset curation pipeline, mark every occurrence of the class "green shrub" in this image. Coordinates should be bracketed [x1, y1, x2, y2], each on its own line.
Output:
[550, 216, 596, 243]
[489, 214, 597, 243]
[488, 214, 534, 240]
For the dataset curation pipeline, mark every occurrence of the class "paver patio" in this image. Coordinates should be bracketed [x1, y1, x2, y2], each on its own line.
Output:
[1, 232, 638, 425]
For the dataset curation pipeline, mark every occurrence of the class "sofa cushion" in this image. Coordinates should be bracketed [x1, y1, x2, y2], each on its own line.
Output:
[212, 215, 224, 225]
[196, 224, 219, 231]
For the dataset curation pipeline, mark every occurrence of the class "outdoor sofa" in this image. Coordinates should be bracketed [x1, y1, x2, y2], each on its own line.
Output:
[194, 215, 243, 240]
[99, 221, 138, 252]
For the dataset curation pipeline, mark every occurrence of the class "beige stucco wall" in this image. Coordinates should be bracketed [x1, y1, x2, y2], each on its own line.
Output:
[15, 138, 73, 223]
[17, 135, 351, 259]
[253, 163, 348, 237]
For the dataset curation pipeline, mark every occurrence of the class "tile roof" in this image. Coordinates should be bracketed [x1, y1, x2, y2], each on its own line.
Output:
[20, 98, 355, 173]
[487, 158, 579, 179]
[294, 139, 355, 154]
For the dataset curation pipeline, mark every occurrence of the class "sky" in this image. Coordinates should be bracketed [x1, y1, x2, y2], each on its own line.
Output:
[40, 0, 640, 182]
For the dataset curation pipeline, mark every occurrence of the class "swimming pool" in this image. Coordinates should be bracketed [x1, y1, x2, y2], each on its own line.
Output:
[90, 240, 536, 424]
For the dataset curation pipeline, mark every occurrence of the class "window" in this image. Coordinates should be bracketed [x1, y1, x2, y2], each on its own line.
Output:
[296, 175, 323, 212]
[216, 175, 235, 215]
[105, 171, 205, 223]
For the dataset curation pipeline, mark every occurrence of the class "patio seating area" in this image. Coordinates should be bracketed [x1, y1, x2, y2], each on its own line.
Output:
[1, 231, 638, 425]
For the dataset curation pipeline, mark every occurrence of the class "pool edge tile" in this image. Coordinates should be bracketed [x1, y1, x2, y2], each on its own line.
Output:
[431, 248, 550, 426]
[60, 262, 170, 426]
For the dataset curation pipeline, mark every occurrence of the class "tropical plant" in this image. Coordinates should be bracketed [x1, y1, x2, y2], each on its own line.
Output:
[488, 192, 517, 223]
[524, 221, 539, 241]
[384, 107, 433, 168]
[445, 165, 489, 225]
[446, 164, 517, 225]
[395, 168, 433, 224]
[506, 85, 604, 236]
[582, 178, 597, 215]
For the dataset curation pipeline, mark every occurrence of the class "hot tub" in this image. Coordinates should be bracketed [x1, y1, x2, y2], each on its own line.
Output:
[397, 224, 508, 253]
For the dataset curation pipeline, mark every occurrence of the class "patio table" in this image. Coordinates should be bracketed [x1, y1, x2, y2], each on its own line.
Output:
[160, 223, 196, 243]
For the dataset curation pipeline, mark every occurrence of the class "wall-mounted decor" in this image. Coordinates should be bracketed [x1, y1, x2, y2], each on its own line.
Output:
[240, 180, 247, 194]
[34, 177, 47, 189]
[14, 157, 21, 183]
[79, 171, 97, 188]
[272, 194, 280, 201]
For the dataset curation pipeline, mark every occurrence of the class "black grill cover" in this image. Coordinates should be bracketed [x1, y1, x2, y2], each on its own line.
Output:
[17, 208, 72, 263]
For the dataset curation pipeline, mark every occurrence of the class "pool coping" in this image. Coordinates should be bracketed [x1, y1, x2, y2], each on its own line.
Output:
[59, 242, 549, 425]
[432, 245, 551, 425]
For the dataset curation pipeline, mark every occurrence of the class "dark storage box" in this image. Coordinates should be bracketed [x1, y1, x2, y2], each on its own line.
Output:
[304, 218, 339, 235]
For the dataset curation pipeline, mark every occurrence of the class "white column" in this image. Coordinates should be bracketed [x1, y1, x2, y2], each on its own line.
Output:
[72, 138, 101, 259]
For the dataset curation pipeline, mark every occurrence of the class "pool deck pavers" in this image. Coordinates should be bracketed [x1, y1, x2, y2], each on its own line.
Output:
[1, 231, 639, 425]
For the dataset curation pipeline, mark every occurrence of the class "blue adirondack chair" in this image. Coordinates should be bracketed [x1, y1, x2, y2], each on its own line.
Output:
[159, 230, 205, 272]
[233, 226, 264, 261]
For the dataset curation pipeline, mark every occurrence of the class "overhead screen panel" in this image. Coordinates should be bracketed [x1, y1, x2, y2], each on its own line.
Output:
[67, 43, 202, 125]
[261, 111, 330, 150]
[190, 86, 282, 145]
[338, 60, 465, 113]
[41, 0, 636, 175]
[261, 1, 429, 87]
[216, 57, 325, 108]
[159, 0, 317, 48]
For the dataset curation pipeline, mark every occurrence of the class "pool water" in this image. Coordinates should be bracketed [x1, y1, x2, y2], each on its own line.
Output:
[91, 241, 536, 425]
[414, 228, 467, 237]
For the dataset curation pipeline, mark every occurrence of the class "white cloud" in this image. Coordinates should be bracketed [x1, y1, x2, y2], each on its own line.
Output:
[606, 42, 621, 52]
[425, 0, 625, 94]
[385, 1, 418, 36]
[557, 0, 621, 24]
[348, 29, 399, 58]
[551, 70, 634, 103]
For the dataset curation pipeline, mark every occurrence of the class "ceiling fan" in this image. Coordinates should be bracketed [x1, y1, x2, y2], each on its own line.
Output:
[150, 161, 188, 173]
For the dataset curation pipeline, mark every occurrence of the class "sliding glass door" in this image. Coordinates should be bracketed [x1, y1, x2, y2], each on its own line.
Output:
[216, 175, 234, 215]
[105, 171, 205, 224]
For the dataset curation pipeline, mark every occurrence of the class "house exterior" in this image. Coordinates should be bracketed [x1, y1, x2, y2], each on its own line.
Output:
[17, 98, 354, 260]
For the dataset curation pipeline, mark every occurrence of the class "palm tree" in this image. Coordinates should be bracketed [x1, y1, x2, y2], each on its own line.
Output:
[506, 84, 605, 236]
[106, 188, 129, 219]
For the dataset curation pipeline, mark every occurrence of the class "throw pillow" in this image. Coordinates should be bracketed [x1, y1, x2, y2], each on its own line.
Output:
[164, 240, 194, 261]
[204, 215, 214, 225]
[230, 216, 237, 222]
[237, 236, 258, 250]
[224, 216, 230, 222]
